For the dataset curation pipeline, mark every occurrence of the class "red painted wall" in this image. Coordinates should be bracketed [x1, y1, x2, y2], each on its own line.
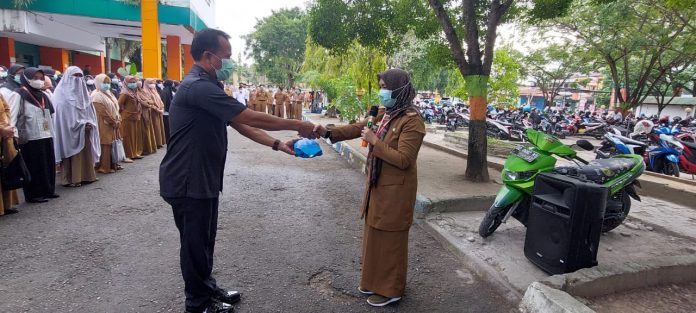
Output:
[72, 51, 104, 75]
[110, 59, 125, 73]
[0, 37, 16, 66]
[39, 47, 68, 72]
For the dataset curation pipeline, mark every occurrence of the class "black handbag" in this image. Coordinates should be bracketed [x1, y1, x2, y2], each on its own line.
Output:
[1, 138, 31, 190]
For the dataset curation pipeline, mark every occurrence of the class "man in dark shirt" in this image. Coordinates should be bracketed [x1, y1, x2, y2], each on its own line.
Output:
[159, 28, 316, 313]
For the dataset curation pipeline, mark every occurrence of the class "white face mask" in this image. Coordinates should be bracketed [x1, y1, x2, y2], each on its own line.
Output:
[29, 79, 45, 90]
[86, 79, 95, 85]
[157, 83, 164, 89]
[148, 83, 157, 89]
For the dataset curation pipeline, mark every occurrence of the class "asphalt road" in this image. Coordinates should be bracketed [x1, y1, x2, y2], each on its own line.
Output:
[0, 129, 515, 313]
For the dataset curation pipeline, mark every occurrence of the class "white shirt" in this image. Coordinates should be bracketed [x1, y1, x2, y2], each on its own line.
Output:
[233, 89, 247, 105]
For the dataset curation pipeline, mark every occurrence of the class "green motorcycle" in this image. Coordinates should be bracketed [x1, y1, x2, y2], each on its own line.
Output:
[478, 129, 645, 238]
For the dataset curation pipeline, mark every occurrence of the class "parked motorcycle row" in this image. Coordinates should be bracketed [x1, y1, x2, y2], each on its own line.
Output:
[418, 100, 696, 178]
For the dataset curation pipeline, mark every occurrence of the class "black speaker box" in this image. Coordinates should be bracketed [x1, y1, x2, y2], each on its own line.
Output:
[524, 173, 608, 275]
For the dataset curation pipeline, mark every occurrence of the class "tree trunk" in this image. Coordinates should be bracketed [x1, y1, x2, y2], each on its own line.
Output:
[465, 75, 490, 182]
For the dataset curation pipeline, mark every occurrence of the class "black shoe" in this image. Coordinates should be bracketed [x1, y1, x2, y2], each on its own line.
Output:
[213, 289, 241, 305]
[27, 198, 48, 203]
[4, 208, 19, 214]
[45, 194, 60, 199]
[185, 301, 233, 313]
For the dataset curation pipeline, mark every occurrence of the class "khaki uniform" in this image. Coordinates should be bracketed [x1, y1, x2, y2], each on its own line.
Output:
[329, 110, 425, 298]
[293, 91, 303, 120]
[273, 91, 287, 118]
[255, 90, 270, 114]
[248, 91, 256, 111]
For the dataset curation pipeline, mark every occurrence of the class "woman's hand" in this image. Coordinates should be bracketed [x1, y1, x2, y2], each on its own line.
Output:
[1, 126, 15, 138]
[361, 127, 378, 145]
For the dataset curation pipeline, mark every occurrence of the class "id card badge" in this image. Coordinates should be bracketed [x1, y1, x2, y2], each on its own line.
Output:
[42, 119, 50, 131]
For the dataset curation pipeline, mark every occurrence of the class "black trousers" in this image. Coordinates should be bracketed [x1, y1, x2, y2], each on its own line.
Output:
[19, 138, 56, 200]
[165, 197, 220, 312]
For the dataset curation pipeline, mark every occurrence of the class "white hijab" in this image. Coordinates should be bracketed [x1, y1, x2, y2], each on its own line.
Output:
[52, 66, 101, 162]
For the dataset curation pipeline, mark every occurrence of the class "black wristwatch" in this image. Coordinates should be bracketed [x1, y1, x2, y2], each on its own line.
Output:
[272, 139, 281, 151]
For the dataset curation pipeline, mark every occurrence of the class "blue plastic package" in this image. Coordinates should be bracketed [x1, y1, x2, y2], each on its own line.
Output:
[293, 139, 323, 158]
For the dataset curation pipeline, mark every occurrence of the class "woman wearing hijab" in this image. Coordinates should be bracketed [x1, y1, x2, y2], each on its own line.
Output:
[0, 65, 25, 115]
[314, 69, 425, 307]
[118, 76, 143, 160]
[143, 78, 166, 148]
[92, 74, 123, 173]
[52, 66, 100, 187]
[159, 80, 175, 142]
[42, 76, 54, 98]
[137, 78, 157, 155]
[0, 94, 19, 215]
[13, 67, 59, 203]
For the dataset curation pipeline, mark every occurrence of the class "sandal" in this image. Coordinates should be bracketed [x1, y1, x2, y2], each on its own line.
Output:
[64, 183, 81, 187]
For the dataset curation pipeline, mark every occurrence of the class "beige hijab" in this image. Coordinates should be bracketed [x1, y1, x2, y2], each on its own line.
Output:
[91, 74, 120, 119]
[143, 78, 164, 111]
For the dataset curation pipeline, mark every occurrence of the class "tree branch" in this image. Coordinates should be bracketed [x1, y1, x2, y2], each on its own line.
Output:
[428, 0, 470, 75]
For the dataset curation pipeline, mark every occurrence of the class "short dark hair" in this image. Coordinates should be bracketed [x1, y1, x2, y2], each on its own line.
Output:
[191, 28, 231, 61]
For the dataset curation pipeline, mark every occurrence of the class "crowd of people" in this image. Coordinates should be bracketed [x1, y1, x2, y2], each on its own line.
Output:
[0, 63, 177, 215]
[225, 83, 325, 118]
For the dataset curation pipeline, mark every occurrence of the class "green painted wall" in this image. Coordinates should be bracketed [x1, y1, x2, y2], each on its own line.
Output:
[15, 41, 40, 67]
[0, 0, 208, 30]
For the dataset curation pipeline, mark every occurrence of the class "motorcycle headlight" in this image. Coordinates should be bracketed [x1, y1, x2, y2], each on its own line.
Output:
[504, 170, 537, 181]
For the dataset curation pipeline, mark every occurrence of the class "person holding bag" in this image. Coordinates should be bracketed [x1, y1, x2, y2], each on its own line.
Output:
[91, 74, 122, 173]
[313, 69, 426, 307]
[12, 68, 59, 203]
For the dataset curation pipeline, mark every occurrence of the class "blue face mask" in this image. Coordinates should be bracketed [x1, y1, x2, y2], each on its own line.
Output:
[14, 74, 21, 84]
[100, 83, 111, 92]
[379, 89, 396, 108]
[127, 82, 138, 90]
[378, 81, 410, 108]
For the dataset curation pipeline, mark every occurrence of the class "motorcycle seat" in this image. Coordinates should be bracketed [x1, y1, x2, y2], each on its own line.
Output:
[613, 134, 648, 147]
[555, 158, 637, 184]
[681, 140, 696, 150]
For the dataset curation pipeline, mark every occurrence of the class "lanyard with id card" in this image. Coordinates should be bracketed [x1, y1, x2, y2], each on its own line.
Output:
[21, 87, 50, 131]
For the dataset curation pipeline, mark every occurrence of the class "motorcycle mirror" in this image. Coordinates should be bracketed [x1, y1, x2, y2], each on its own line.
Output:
[576, 140, 595, 151]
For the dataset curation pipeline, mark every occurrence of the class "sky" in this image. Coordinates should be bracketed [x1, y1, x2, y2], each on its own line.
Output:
[214, 0, 309, 64]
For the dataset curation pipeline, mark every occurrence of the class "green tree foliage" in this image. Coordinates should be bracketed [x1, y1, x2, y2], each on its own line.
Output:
[300, 42, 388, 122]
[550, 0, 696, 108]
[521, 43, 587, 107]
[245, 8, 308, 87]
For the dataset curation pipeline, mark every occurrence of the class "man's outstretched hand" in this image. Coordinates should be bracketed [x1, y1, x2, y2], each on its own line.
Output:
[313, 124, 328, 139]
[278, 139, 299, 156]
[298, 121, 318, 139]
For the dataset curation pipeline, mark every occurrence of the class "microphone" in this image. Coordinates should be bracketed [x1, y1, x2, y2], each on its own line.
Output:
[362, 106, 379, 147]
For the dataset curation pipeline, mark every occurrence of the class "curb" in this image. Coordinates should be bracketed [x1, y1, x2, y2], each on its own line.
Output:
[519, 282, 594, 313]
[520, 254, 696, 312]
[420, 220, 523, 302]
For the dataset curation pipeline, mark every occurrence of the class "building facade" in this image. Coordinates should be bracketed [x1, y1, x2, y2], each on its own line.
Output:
[0, 0, 215, 79]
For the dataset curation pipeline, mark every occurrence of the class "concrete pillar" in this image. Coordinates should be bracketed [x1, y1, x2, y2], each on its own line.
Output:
[183, 44, 194, 75]
[0, 37, 16, 66]
[141, 0, 162, 78]
[39, 47, 69, 72]
[166, 35, 182, 80]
